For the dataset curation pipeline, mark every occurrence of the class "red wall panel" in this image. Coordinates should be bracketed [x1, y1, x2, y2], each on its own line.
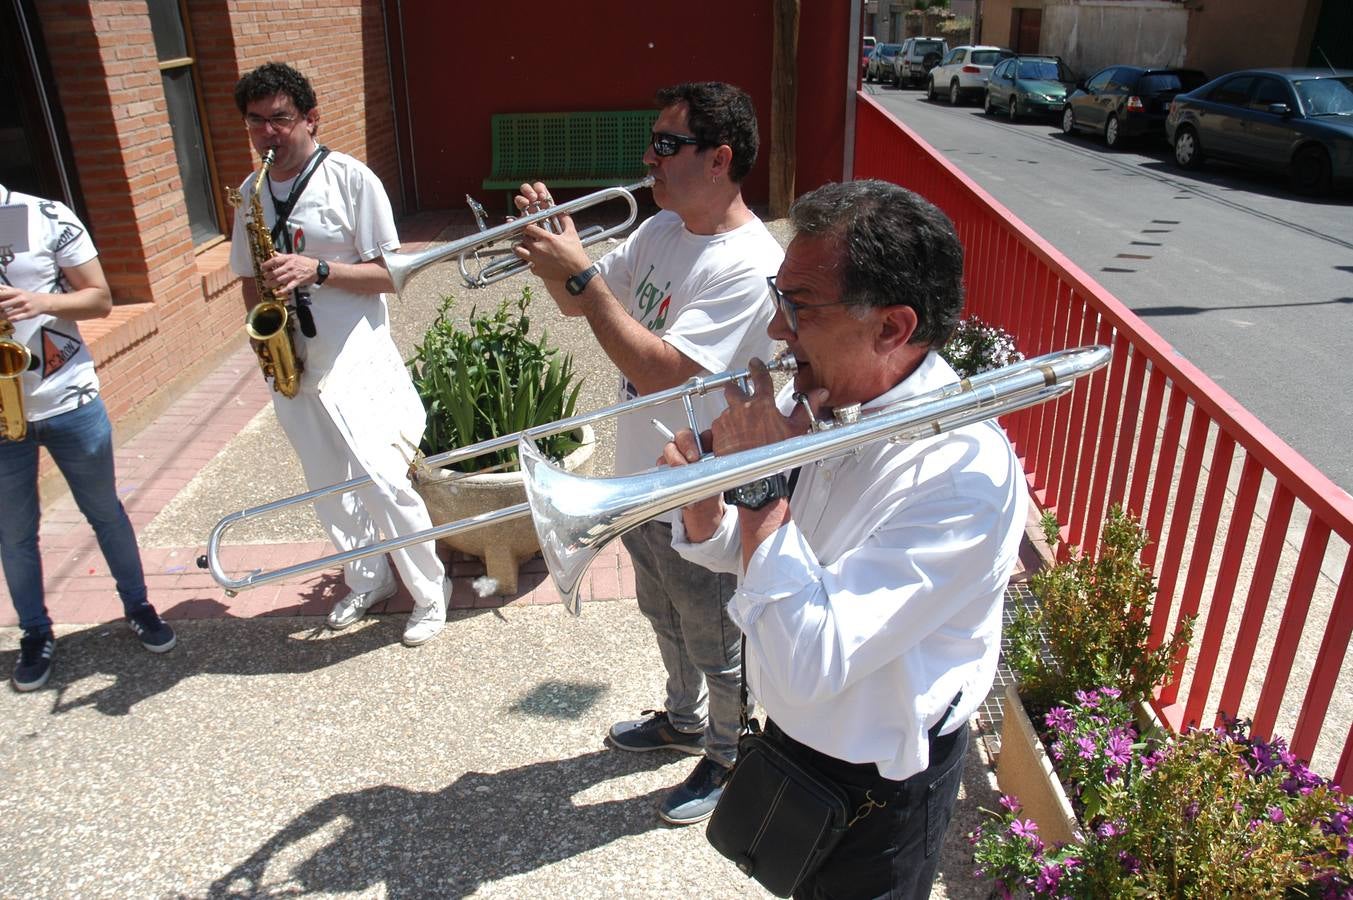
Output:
[393, 1, 849, 210]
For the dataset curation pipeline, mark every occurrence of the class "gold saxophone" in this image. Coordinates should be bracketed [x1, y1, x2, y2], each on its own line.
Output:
[0, 315, 32, 442]
[228, 148, 303, 398]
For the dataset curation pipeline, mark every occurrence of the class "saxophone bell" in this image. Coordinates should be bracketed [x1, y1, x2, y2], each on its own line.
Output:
[0, 320, 32, 442]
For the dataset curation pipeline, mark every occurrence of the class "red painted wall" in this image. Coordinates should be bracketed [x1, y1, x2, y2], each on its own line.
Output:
[392, 1, 850, 210]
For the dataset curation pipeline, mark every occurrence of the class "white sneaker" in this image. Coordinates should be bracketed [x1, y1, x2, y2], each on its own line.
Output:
[402, 593, 446, 647]
[326, 580, 398, 630]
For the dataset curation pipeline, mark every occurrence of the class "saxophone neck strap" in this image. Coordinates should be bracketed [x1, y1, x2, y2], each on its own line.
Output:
[268, 145, 330, 251]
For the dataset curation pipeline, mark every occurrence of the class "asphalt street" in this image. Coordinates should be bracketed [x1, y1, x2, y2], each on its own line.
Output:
[865, 83, 1353, 495]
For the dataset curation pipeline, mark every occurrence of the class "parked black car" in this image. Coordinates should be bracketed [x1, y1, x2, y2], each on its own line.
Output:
[1165, 68, 1353, 195]
[1063, 66, 1209, 148]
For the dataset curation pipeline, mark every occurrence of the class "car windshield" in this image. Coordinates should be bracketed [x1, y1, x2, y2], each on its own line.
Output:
[970, 50, 1006, 66]
[1139, 71, 1207, 93]
[1017, 60, 1069, 81]
[879, 44, 901, 58]
[1293, 76, 1353, 115]
[914, 40, 944, 54]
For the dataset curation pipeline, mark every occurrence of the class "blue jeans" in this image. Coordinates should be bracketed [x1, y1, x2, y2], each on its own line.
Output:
[0, 398, 147, 634]
[622, 520, 741, 767]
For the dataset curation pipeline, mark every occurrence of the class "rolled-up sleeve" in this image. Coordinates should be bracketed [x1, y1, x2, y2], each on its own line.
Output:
[670, 502, 743, 575]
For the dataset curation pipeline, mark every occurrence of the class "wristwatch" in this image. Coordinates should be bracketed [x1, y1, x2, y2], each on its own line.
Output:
[314, 259, 330, 286]
[564, 263, 600, 296]
[723, 474, 791, 511]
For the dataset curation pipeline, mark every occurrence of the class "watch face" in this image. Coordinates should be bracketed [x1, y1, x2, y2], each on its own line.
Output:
[740, 480, 773, 508]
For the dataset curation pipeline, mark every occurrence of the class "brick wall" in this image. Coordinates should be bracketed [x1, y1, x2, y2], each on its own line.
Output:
[31, 1, 398, 433]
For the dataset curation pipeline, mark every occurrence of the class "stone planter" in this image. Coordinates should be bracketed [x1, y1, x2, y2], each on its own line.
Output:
[996, 682, 1084, 847]
[412, 425, 596, 595]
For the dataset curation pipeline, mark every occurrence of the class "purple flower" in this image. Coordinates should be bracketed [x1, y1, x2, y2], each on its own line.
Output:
[1035, 863, 1062, 892]
[1100, 687, 1121, 699]
[1184, 800, 1201, 822]
[999, 794, 1021, 813]
[1051, 741, 1065, 763]
[1118, 850, 1142, 875]
[1074, 689, 1100, 709]
[1105, 732, 1133, 768]
[1010, 818, 1039, 840]
[1269, 806, 1286, 824]
[1044, 706, 1074, 733]
[1096, 821, 1118, 839]
[1077, 736, 1097, 760]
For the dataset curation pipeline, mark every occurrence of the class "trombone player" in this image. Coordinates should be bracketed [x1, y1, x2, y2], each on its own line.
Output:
[663, 180, 1027, 899]
[229, 63, 447, 646]
[512, 82, 782, 825]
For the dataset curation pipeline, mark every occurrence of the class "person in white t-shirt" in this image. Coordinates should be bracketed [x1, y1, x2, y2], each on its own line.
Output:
[663, 180, 1027, 898]
[513, 82, 782, 825]
[1, 185, 177, 693]
[229, 63, 447, 647]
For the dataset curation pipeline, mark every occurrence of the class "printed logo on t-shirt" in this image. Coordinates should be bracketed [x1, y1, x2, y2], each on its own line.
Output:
[61, 382, 99, 407]
[293, 226, 306, 253]
[38, 200, 57, 221]
[634, 264, 671, 332]
[40, 326, 83, 378]
[52, 221, 85, 254]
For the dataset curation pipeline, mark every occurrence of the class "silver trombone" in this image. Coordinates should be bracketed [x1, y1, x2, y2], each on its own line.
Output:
[383, 176, 655, 293]
[199, 346, 1110, 611]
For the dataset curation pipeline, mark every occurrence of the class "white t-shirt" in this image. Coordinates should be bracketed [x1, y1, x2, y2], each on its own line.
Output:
[597, 209, 783, 479]
[229, 149, 401, 380]
[0, 185, 101, 422]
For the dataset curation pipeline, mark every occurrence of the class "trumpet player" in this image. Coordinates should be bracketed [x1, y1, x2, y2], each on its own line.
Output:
[229, 63, 447, 646]
[513, 82, 782, 826]
[1, 184, 176, 693]
[664, 181, 1027, 899]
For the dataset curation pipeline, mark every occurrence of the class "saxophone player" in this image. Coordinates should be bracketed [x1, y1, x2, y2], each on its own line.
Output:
[229, 63, 447, 646]
[1, 184, 176, 692]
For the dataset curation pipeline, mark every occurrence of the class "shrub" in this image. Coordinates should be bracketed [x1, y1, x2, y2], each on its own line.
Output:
[407, 286, 583, 473]
[940, 316, 1024, 379]
[1007, 504, 1193, 708]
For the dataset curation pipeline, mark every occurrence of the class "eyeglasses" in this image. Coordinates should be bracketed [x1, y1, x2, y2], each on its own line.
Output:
[244, 113, 300, 131]
[650, 132, 703, 157]
[766, 276, 857, 333]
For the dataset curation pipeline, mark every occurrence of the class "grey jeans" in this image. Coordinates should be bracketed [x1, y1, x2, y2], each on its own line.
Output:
[621, 520, 741, 767]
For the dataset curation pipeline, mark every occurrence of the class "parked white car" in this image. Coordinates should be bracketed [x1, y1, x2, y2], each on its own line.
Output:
[893, 36, 949, 88]
[927, 45, 1014, 105]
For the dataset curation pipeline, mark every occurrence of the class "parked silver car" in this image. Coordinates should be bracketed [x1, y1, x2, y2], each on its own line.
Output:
[893, 37, 949, 88]
[927, 45, 1014, 105]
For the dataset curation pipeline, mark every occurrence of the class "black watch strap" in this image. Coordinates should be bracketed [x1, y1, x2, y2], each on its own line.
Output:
[723, 473, 791, 510]
[314, 259, 329, 286]
[565, 263, 600, 296]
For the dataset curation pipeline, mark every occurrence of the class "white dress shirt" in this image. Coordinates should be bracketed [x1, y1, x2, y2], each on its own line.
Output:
[672, 352, 1027, 780]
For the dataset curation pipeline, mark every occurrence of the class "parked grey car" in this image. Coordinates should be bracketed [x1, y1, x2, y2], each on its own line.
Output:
[1165, 68, 1353, 194]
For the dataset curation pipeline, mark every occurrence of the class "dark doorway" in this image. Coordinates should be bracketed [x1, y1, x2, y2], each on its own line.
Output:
[0, 0, 80, 210]
[1308, 0, 1352, 68]
[1010, 7, 1042, 55]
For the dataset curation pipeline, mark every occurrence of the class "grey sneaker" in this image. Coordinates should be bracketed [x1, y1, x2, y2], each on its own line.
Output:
[326, 580, 398, 630]
[401, 597, 445, 647]
[659, 756, 732, 825]
[608, 710, 704, 755]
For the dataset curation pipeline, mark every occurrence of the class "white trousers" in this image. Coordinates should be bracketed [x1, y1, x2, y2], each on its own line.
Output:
[273, 392, 445, 607]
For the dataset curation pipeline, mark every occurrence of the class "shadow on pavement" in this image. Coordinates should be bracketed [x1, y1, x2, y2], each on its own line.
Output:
[200, 749, 673, 899]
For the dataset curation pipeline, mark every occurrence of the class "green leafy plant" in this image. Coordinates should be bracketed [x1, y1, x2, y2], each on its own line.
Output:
[1007, 504, 1194, 708]
[407, 286, 583, 473]
[940, 316, 1024, 379]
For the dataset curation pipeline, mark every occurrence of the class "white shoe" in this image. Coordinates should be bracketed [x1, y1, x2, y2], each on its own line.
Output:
[402, 594, 446, 647]
[326, 580, 398, 630]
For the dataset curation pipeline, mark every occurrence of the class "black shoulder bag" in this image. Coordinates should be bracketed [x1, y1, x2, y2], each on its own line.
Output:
[705, 644, 852, 898]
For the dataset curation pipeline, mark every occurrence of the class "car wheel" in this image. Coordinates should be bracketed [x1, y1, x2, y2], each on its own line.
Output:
[1105, 114, 1121, 149]
[1007, 97, 1019, 122]
[1061, 106, 1075, 135]
[984, 92, 994, 116]
[1173, 126, 1203, 169]
[1290, 145, 1333, 196]
[949, 80, 961, 106]
[927, 77, 937, 101]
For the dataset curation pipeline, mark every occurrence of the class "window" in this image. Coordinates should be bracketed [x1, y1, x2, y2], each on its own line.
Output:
[1208, 76, 1255, 107]
[146, 0, 220, 247]
[1249, 78, 1291, 111]
[1293, 77, 1353, 115]
[970, 50, 1007, 66]
[1086, 69, 1114, 92]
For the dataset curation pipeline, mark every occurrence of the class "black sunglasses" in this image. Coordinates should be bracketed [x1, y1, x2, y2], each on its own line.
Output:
[650, 132, 703, 157]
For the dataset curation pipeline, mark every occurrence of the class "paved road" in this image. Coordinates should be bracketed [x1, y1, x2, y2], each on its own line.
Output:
[865, 83, 1353, 495]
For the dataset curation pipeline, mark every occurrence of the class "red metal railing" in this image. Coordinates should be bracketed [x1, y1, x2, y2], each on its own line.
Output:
[852, 94, 1353, 784]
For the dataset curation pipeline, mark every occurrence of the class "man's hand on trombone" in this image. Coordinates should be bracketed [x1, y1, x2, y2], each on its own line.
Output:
[512, 181, 593, 312]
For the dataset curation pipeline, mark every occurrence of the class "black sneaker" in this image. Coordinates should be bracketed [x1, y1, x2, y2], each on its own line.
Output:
[608, 710, 704, 755]
[659, 757, 733, 825]
[12, 630, 55, 692]
[127, 604, 176, 653]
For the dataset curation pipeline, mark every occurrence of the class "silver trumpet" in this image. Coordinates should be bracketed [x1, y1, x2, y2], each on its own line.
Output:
[199, 346, 1110, 612]
[384, 176, 654, 293]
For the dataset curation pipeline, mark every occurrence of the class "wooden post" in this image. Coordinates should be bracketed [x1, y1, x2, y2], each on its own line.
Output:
[770, 0, 800, 219]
